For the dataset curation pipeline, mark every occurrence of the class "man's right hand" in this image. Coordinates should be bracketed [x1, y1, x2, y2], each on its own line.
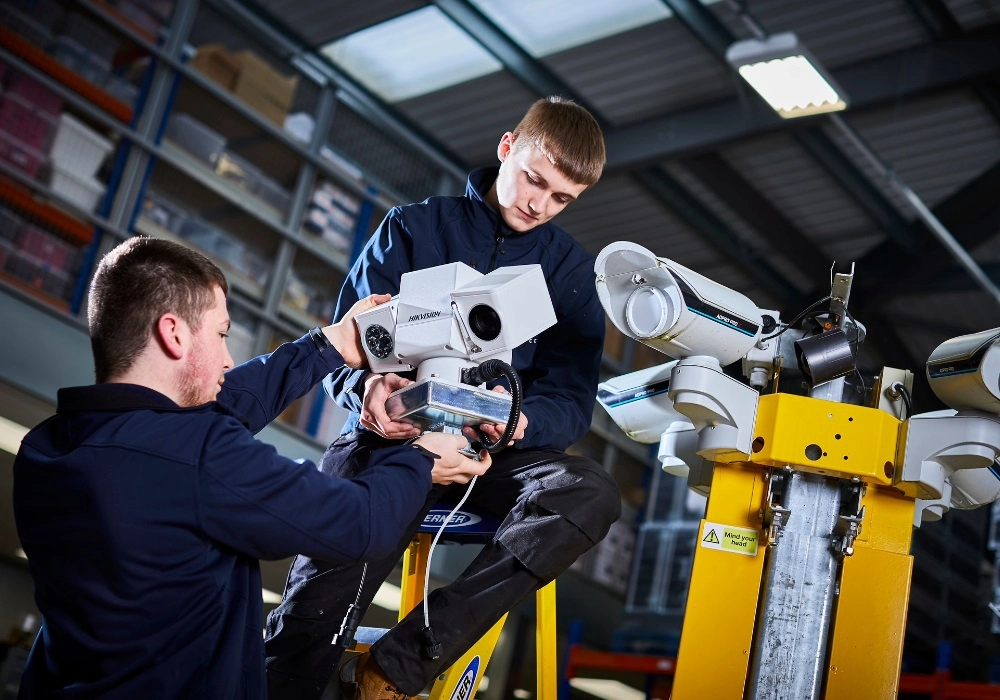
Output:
[414, 432, 492, 485]
[359, 373, 422, 440]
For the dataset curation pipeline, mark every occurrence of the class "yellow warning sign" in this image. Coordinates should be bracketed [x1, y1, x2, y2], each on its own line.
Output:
[700, 521, 759, 557]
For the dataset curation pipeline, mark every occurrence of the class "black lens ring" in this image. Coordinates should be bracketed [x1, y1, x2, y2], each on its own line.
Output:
[469, 304, 502, 341]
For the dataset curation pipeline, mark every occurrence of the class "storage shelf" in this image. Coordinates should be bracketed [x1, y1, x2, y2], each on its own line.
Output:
[296, 229, 352, 273]
[77, 0, 402, 214]
[278, 302, 328, 332]
[134, 219, 336, 345]
[156, 140, 353, 275]
[0, 25, 132, 123]
[0, 271, 71, 312]
[159, 140, 284, 227]
[0, 173, 95, 246]
[174, 64, 401, 212]
[89, 0, 159, 43]
[134, 216, 264, 302]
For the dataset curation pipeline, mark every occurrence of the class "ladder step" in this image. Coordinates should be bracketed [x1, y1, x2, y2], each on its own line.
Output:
[354, 626, 389, 646]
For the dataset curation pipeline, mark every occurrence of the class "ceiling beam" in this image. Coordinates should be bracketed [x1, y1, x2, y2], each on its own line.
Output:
[903, 0, 1000, 127]
[792, 128, 919, 254]
[662, 0, 732, 56]
[908, 263, 1000, 295]
[430, 0, 586, 107]
[632, 167, 807, 306]
[681, 152, 831, 283]
[905, 0, 963, 38]
[854, 160, 1000, 305]
[604, 24, 1000, 170]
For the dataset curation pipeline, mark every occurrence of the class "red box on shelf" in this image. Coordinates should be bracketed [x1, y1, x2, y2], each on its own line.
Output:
[0, 128, 46, 177]
[0, 92, 58, 152]
[15, 224, 77, 269]
[5, 248, 72, 300]
[7, 73, 63, 117]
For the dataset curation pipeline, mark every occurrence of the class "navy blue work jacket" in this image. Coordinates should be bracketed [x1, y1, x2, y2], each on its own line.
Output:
[13, 334, 434, 699]
[324, 167, 606, 450]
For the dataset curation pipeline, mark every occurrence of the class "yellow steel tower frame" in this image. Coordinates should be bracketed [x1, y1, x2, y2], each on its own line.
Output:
[671, 392, 915, 699]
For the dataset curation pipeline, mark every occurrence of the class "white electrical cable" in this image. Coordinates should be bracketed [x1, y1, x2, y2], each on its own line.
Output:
[423, 475, 479, 628]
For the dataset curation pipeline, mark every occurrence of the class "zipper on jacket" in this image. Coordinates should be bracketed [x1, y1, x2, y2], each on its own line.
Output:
[486, 236, 505, 271]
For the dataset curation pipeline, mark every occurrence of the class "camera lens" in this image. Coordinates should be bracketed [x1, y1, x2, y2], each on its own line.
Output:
[469, 304, 502, 341]
[364, 324, 393, 359]
[625, 286, 673, 338]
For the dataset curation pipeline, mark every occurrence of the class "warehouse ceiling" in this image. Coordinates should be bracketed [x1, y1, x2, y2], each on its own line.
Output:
[242, 0, 1000, 409]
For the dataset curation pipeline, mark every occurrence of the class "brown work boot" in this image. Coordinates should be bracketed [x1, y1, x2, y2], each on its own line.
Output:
[339, 651, 410, 700]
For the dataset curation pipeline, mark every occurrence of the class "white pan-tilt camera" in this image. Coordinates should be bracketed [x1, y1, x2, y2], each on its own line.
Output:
[595, 242, 764, 461]
[352, 262, 556, 435]
[596, 362, 702, 481]
[897, 328, 1000, 524]
[597, 362, 680, 444]
[594, 241, 763, 366]
[926, 327, 1000, 414]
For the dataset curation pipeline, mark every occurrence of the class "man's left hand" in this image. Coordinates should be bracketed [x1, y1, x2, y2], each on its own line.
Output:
[322, 293, 392, 368]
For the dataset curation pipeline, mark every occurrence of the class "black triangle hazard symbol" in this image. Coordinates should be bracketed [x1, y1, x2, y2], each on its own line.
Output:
[703, 529, 720, 544]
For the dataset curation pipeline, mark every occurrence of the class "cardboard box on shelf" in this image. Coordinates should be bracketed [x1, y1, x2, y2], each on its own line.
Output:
[190, 43, 240, 91]
[232, 50, 298, 126]
[190, 44, 299, 126]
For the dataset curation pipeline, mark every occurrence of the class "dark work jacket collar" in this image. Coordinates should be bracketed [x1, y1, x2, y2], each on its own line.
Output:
[465, 166, 524, 240]
[57, 383, 246, 426]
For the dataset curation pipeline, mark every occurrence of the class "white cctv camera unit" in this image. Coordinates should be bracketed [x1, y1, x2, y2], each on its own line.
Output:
[595, 241, 764, 461]
[353, 262, 556, 434]
[597, 362, 704, 481]
[895, 328, 1000, 525]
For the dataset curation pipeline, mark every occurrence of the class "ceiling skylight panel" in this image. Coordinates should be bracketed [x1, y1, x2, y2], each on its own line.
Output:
[469, 0, 673, 57]
[320, 6, 503, 102]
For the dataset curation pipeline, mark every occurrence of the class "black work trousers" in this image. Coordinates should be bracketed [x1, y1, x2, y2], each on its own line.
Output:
[264, 430, 621, 698]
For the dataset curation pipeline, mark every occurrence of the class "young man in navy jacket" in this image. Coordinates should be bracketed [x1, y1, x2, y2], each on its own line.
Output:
[12, 237, 487, 699]
[265, 97, 622, 700]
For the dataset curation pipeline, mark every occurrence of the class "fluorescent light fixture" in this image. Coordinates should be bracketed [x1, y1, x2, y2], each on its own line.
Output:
[15, 548, 27, 559]
[261, 588, 283, 604]
[570, 678, 646, 700]
[321, 6, 502, 102]
[726, 32, 847, 119]
[0, 415, 30, 456]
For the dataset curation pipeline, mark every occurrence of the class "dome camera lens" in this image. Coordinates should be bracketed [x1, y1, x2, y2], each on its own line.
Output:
[469, 304, 502, 341]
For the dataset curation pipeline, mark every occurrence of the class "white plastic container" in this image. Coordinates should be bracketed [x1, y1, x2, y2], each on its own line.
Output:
[50, 112, 114, 178]
[50, 164, 106, 213]
[165, 114, 226, 166]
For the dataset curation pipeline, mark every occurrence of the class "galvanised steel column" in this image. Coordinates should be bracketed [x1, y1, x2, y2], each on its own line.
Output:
[747, 377, 847, 700]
